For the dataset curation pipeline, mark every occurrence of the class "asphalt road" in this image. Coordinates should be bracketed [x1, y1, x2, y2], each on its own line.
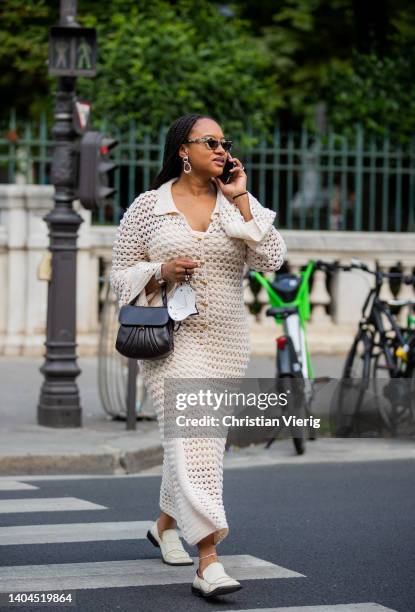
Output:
[0, 458, 413, 611]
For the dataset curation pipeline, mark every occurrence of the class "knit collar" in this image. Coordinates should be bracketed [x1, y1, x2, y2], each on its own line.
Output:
[154, 177, 222, 216]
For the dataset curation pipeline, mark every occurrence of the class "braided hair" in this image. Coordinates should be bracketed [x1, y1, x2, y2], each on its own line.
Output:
[150, 113, 215, 190]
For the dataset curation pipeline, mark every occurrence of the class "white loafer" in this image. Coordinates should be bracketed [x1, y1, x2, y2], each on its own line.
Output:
[191, 561, 242, 598]
[146, 521, 194, 566]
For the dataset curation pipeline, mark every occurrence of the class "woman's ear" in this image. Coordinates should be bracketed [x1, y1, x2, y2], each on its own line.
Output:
[178, 144, 189, 159]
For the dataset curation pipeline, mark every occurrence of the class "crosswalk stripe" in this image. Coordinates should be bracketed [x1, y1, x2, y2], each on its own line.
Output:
[0, 555, 304, 592]
[220, 606, 397, 612]
[0, 521, 153, 545]
[0, 498, 107, 514]
[0, 475, 148, 482]
[0, 481, 38, 491]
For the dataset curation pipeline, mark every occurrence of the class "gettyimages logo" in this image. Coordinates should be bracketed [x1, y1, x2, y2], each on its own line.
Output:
[163, 378, 319, 440]
[163, 377, 415, 441]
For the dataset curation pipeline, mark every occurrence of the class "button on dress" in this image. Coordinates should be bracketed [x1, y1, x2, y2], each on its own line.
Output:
[110, 177, 287, 546]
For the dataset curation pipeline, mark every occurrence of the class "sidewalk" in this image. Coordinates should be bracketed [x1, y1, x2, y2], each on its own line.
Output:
[0, 355, 162, 476]
[1, 355, 414, 476]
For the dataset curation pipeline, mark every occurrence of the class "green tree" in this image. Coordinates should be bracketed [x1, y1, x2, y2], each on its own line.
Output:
[77, 0, 281, 141]
[325, 7, 415, 141]
[234, 0, 356, 127]
[2, 0, 415, 141]
[235, 0, 415, 138]
[0, 0, 58, 119]
[0, 0, 282, 143]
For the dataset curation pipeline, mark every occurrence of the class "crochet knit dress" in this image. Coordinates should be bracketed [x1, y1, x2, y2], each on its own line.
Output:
[110, 177, 287, 546]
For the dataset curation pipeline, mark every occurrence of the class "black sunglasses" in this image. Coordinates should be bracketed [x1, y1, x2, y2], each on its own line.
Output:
[184, 136, 233, 152]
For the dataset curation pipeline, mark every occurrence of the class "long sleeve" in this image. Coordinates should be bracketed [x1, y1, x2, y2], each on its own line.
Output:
[109, 195, 164, 308]
[220, 191, 287, 272]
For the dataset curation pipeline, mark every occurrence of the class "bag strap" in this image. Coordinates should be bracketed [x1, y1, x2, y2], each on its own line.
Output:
[128, 281, 168, 307]
[161, 283, 168, 307]
[128, 283, 181, 331]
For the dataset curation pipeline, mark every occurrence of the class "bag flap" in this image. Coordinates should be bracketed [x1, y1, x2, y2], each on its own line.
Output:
[118, 304, 170, 326]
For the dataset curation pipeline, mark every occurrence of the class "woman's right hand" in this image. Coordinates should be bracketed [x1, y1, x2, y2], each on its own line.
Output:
[161, 258, 200, 283]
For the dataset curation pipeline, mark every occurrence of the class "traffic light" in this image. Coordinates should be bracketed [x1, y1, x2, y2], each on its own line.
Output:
[78, 131, 118, 210]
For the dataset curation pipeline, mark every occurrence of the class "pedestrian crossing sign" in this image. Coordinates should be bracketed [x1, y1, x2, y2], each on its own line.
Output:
[48, 26, 97, 77]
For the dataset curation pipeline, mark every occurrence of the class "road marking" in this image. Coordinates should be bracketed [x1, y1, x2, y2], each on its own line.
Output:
[0, 498, 107, 514]
[0, 521, 153, 545]
[220, 606, 397, 612]
[0, 474, 160, 481]
[0, 481, 38, 491]
[0, 555, 304, 592]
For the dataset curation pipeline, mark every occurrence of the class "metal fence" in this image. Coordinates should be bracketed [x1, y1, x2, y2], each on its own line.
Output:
[1, 109, 414, 232]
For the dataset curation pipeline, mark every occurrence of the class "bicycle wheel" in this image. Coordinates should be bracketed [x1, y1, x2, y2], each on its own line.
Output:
[288, 376, 307, 455]
[398, 336, 415, 436]
[372, 341, 398, 434]
[372, 348, 392, 379]
[303, 378, 317, 441]
[373, 338, 415, 436]
[342, 330, 372, 379]
[406, 355, 415, 436]
[332, 330, 372, 436]
[265, 375, 307, 455]
[293, 436, 305, 455]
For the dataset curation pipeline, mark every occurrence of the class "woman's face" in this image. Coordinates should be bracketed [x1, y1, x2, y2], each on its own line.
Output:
[179, 118, 229, 178]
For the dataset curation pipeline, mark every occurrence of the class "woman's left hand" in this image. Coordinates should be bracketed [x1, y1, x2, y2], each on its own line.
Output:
[214, 154, 247, 204]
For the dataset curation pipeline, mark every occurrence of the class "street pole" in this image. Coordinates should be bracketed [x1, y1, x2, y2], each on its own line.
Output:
[37, 0, 83, 427]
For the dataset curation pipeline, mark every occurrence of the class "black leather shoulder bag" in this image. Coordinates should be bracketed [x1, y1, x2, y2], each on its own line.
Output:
[115, 284, 181, 360]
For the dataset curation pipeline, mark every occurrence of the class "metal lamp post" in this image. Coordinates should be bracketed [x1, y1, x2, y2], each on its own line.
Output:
[37, 0, 96, 427]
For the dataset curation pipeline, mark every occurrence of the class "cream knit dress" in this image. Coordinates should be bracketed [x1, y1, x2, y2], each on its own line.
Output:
[110, 177, 287, 546]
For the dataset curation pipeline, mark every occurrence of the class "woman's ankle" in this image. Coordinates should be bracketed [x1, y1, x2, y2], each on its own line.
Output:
[198, 551, 218, 576]
[157, 515, 176, 535]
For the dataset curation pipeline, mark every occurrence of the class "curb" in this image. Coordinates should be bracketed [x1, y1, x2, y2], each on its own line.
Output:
[0, 445, 164, 477]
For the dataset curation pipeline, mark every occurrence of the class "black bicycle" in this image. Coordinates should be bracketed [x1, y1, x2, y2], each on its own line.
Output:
[329, 260, 415, 437]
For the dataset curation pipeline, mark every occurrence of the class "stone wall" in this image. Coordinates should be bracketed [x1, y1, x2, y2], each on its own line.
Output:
[0, 185, 414, 357]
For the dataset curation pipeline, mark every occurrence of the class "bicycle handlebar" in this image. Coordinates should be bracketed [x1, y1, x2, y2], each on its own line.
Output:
[314, 259, 415, 285]
[246, 260, 415, 285]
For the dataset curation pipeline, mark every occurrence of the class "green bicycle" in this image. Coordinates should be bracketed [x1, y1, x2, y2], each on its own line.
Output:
[248, 260, 323, 455]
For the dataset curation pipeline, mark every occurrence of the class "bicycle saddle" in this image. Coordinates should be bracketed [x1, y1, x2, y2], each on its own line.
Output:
[271, 274, 302, 302]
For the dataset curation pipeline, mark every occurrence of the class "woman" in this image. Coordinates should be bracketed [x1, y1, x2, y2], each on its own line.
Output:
[110, 113, 287, 598]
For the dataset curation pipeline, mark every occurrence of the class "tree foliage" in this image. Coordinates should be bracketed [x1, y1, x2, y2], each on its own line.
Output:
[0, 0, 282, 142]
[0, 0, 58, 119]
[325, 7, 415, 141]
[1, 0, 415, 141]
[235, 0, 415, 140]
[77, 0, 281, 140]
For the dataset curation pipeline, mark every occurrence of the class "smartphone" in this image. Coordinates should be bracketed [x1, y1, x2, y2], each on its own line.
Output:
[218, 157, 236, 184]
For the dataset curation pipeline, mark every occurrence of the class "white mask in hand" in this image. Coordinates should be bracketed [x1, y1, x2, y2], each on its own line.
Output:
[167, 282, 199, 321]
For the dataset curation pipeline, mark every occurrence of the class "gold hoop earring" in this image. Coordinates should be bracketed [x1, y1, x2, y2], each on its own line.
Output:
[183, 155, 192, 174]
